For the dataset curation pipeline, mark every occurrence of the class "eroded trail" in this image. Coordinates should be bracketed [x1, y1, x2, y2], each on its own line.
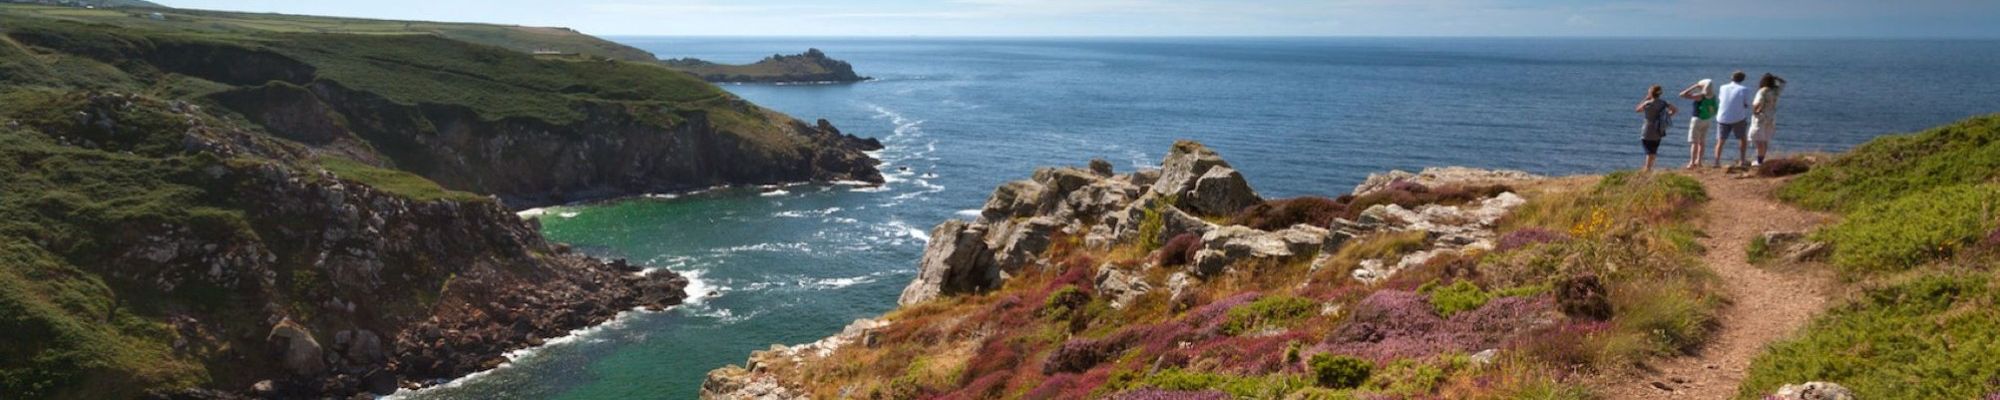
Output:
[1602, 170, 1834, 399]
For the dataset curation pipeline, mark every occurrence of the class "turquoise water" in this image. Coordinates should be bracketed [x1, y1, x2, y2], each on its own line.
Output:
[392, 38, 2000, 399]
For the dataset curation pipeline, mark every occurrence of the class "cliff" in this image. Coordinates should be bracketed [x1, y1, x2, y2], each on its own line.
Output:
[0, 5, 874, 399]
[701, 141, 1730, 398]
[664, 49, 872, 84]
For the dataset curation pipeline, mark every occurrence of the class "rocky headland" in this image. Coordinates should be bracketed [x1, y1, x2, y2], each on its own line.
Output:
[0, 5, 877, 399]
[664, 49, 872, 84]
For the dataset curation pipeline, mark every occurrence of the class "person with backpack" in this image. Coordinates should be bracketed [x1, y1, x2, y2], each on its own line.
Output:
[1635, 84, 1679, 172]
[1713, 71, 1754, 167]
[1749, 73, 1788, 166]
[1678, 79, 1719, 169]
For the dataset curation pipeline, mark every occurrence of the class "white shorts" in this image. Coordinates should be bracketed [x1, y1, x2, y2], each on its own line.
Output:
[1688, 118, 1713, 143]
[1749, 116, 1776, 142]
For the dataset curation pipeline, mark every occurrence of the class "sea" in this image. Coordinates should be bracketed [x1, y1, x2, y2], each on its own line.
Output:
[390, 37, 2000, 399]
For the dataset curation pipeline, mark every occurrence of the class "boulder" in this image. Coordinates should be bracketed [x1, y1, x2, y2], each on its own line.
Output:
[1769, 382, 1856, 400]
[993, 217, 1062, 268]
[1151, 140, 1231, 197]
[1060, 180, 1143, 222]
[1351, 167, 1539, 197]
[1107, 193, 1218, 247]
[978, 180, 1044, 223]
[341, 329, 386, 365]
[1088, 158, 1115, 177]
[1189, 225, 1326, 276]
[1760, 230, 1830, 263]
[898, 221, 999, 306]
[1127, 168, 1161, 189]
[1182, 166, 1261, 216]
[267, 318, 327, 377]
[1093, 265, 1152, 309]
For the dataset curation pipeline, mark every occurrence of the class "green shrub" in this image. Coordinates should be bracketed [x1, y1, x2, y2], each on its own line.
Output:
[1817, 184, 2000, 274]
[1219, 295, 1319, 336]
[1747, 235, 1772, 264]
[1308, 354, 1372, 389]
[1141, 370, 1311, 398]
[1779, 114, 2000, 212]
[1137, 195, 1179, 251]
[1738, 275, 2000, 399]
[1419, 280, 1491, 317]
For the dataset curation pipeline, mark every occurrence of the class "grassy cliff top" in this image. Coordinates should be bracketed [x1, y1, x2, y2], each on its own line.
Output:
[1, 4, 803, 148]
[1, 4, 656, 61]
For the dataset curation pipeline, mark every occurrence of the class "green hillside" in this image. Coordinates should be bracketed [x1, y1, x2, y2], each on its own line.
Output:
[1742, 114, 2000, 399]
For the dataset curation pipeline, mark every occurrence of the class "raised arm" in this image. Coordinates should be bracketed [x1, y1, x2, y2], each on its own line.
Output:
[1678, 84, 1703, 100]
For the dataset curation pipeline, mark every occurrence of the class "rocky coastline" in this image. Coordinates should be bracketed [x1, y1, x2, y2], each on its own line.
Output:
[700, 141, 1546, 398]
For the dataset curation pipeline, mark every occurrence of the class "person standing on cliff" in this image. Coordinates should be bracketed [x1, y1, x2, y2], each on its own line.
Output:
[1635, 85, 1678, 172]
[1748, 73, 1788, 166]
[1678, 79, 1719, 169]
[1713, 71, 1755, 167]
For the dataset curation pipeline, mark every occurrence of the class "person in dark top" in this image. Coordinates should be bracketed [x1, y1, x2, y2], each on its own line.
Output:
[1634, 85, 1678, 173]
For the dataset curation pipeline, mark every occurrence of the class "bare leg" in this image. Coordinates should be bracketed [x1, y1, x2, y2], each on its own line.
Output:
[1688, 138, 1706, 169]
[1644, 153, 1657, 172]
[1736, 139, 1749, 166]
[1755, 140, 1770, 164]
[1713, 137, 1728, 167]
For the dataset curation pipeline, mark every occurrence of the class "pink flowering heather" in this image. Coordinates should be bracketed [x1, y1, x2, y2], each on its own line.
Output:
[1316, 290, 1555, 362]
[1108, 389, 1233, 400]
[1386, 179, 1430, 194]
[1495, 227, 1572, 252]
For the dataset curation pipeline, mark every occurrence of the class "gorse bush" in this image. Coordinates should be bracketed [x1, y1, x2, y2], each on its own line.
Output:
[1818, 184, 2000, 274]
[1308, 354, 1372, 389]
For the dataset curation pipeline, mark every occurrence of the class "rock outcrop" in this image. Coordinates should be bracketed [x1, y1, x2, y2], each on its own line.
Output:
[664, 48, 871, 84]
[1769, 382, 1856, 400]
[712, 140, 1540, 398]
[1352, 167, 1540, 197]
[899, 141, 1267, 305]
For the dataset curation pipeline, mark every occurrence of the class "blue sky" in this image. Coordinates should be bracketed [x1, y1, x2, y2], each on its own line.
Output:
[159, 0, 2000, 38]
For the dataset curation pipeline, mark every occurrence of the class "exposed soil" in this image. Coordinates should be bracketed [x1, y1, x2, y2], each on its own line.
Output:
[1599, 169, 1836, 399]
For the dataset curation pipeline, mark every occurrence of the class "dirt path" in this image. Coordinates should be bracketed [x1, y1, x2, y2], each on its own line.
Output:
[1599, 170, 1835, 399]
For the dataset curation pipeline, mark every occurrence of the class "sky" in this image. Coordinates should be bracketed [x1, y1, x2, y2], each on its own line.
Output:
[157, 0, 2000, 38]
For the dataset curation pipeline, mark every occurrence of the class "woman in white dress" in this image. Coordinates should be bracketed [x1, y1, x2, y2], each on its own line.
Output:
[1748, 73, 1787, 166]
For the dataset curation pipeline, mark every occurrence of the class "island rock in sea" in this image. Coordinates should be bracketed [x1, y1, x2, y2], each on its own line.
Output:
[664, 48, 873, 84]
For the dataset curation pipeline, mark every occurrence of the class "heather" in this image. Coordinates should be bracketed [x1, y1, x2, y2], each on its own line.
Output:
[764, 169, 1713, 398]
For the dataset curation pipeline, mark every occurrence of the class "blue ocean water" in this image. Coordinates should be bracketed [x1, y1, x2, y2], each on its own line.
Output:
[392, 37, 2000, 399]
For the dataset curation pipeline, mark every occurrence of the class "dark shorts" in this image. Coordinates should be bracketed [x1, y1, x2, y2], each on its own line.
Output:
[1642, 139, 1662, 155]
[1718, 121, 1749, 141]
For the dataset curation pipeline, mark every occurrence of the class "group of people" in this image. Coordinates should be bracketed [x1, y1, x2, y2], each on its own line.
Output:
[1634, 70, 1787, 171]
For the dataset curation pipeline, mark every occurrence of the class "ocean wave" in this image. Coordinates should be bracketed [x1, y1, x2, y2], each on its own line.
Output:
[515, 208, 548, 218]
[955, 209, 982, 217]
[716, 242, 812, 254]
[774, 207, 843, 218]
[759, 189, 791, 197]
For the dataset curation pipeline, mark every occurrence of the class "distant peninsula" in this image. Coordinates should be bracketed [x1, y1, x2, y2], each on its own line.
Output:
[664, 48, 872, 84]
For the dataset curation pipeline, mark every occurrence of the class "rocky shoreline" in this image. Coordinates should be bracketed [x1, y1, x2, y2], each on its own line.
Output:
[700, 141, 1545, 398]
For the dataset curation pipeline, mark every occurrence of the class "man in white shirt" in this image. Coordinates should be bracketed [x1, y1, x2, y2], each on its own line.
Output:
[1712, 71, 1754, 167]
